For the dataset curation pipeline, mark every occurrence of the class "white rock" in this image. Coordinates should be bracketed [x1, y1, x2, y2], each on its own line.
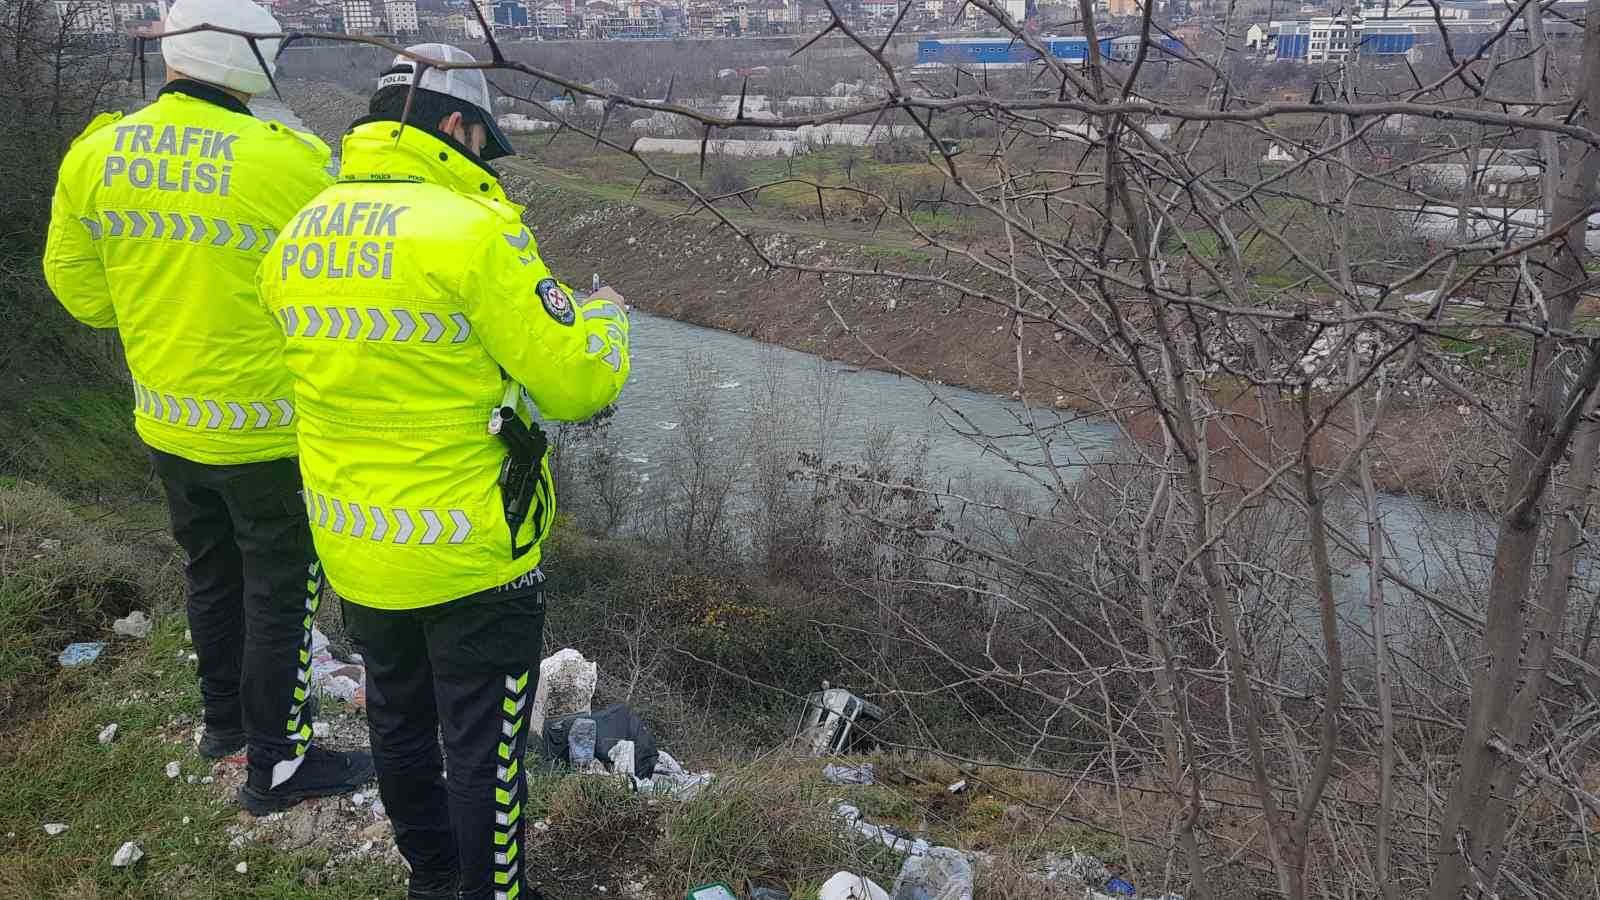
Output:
[43, 823, 68, 836]
[98, 723, 119, 745]
[113, 611, 153, 640]
[531, 648, 597, 737]
[165, 761, 181, 779]
[607, 740, 636, 780]
[818, 871, 890, 900]
[110, 841, 144, 867]
[235, 861, 248, 874]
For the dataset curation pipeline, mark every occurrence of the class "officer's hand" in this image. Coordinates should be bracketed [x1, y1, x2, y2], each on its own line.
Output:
[589, 286, 626, 308]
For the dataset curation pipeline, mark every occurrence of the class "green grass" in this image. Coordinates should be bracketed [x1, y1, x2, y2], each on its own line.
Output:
[0, 611, 403, 900]
[860, 246, 932, 264]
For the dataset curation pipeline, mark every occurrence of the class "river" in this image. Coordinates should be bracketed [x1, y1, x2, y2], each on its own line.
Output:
[601, 312, 1541, 643]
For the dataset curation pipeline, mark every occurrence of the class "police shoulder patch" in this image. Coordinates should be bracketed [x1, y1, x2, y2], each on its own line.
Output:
[537, 278, 576, 326]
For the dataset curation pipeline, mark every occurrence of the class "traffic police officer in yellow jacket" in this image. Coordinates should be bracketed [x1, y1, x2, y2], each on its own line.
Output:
[257, 44, 629, 900]
[43, 0, 373, 812]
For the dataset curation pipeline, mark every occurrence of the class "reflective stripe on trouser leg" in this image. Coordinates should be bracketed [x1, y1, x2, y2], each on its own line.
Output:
[493, 670, 530, 900]
[270, 560, 321, 788]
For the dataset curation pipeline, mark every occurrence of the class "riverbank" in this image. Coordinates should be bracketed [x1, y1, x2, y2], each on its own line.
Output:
[516, 176, 1500, 508]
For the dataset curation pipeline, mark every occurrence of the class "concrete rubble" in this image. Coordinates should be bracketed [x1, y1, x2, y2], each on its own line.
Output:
[113, 610, 153, 639]
[531, 648, 597, 737]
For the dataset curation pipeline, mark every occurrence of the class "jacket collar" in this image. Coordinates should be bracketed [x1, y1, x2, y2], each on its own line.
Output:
[338, 117, 510, 206]
[158, 79, 253, 118]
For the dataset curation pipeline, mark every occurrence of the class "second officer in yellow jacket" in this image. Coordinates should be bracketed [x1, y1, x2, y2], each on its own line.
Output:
[257, 44, 629, 900]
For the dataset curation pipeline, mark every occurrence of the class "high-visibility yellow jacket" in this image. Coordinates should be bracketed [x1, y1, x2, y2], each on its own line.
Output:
[256, 120, 630, 609]
[43, 81, 334, 465]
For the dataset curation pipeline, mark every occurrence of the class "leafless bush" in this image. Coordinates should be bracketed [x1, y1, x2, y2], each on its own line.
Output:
[645, 351, 746, 563]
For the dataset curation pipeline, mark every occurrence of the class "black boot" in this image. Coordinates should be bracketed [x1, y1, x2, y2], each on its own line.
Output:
[237, 745, 374, 816]
[198, 727, 245, 759]
[407, 870, 459, 900]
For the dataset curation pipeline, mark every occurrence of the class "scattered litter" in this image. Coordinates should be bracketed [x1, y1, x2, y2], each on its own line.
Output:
[113, 611, 153, 639]
[1104, 878, 1137, 896]
[201, 776, 214, 785]
[308, 627, 366, 707]
[893, 846, 974, 900]
[607, 740, 636, 782]
[312, 721, 331, 739]
[834, 804, 930, 857]
[351, 792, 367, 807]
[751, 889, 792, 900]
[38, 538, 63, 552]
[715, 381, 741, 389]
[235, 861, 248, 874]
[43, 823, 68, 836]
[322, 675, 362, 703]
[165, 761, 181, 779]
[819, 871, 891, 900]
[182, 816, 192, 825]
[98, 723, 119, 745]
[111, 841, 144, 867]
[58, 642, 105, 668]
[567, 717, 597, 765]
[824, 763, 876, 785]
[186, 775, 197, 784]
[796, 686, 884, 756]
[946, 780, 966, 794]
[530, 648, 597, 737]
[656, 421, 680, 430]
[187, 652, 198, 663]
[1037, 849, 1109, 885]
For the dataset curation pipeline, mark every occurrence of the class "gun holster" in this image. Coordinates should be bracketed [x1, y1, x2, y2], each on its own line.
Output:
[489, 391, 549, 560]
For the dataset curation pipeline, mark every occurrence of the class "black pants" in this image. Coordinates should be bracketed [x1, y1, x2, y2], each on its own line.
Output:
[152, 449, 319, 778]
[342, 573, 545, 900]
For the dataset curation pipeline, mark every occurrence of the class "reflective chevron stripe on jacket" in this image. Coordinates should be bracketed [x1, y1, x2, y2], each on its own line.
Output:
[301, 487, 474, 546]
[276, 305, 472, 344]
[132, 379, 294, 430]
[79, 209, 277, 253]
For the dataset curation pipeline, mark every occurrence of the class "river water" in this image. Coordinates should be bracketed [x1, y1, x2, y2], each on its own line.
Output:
[603, 314, 1506, 611]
